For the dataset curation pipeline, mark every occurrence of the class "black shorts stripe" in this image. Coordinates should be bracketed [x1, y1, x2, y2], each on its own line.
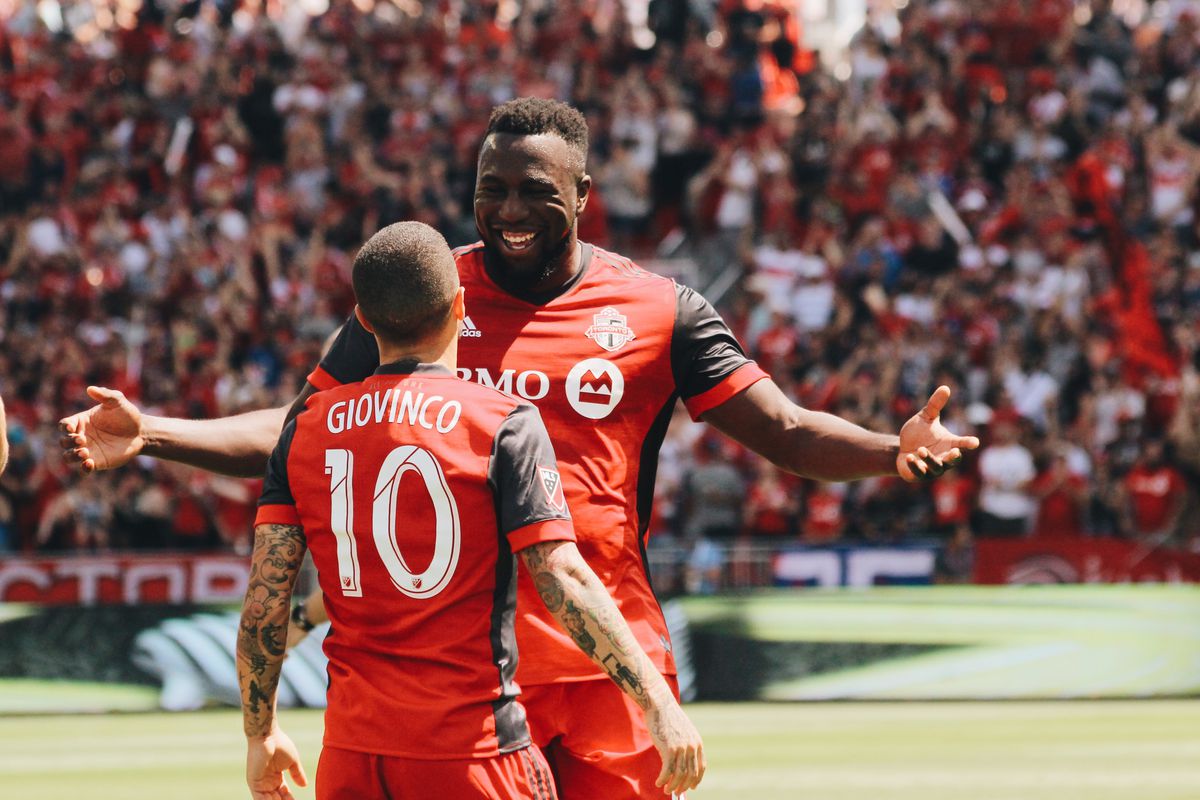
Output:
[536, 751, 557, 800]
[520, 747, 549, 800]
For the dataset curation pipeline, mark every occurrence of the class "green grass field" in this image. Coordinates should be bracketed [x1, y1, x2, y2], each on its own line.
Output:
[1, 701, 1196, 799]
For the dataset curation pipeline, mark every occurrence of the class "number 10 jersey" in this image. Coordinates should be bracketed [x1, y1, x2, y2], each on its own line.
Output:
[256, 361, 575, 759]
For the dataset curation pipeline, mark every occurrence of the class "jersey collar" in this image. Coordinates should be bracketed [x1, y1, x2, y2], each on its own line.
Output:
[373, 359, 455, 377]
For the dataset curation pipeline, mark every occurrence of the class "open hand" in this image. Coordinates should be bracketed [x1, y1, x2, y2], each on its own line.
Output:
[246, 729, 308, 800]
[59, 386, 145, 473]
[647, 700, 706, 795]
[897, 385, 980, 481]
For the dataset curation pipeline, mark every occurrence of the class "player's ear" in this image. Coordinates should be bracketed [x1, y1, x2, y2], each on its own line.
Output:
[354, 304, 375, 333]
[576, 173, 592, 215]
[452, 287, 466, 321]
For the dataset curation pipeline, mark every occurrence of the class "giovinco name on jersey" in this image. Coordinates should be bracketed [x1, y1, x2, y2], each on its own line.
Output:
[326, 389, 463, 434]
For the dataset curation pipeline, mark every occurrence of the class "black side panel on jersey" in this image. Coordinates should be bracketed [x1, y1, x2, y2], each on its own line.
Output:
[670, 283, 754, 401]
[316, 314, 381, 386]
[488, 534, 529, 753]
[636, 395, 679, 540]
[258, 419, 299, 508]
[487, 404, 571, 534]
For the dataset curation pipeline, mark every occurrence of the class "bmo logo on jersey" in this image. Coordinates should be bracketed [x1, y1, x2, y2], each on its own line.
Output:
[455, 367, 550, 400]
[565, 358, 625, 420]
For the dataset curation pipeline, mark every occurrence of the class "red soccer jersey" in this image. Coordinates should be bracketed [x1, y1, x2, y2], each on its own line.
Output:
[256, 362, 574, 758]
[310, 243, 768, 684]
[1124, 464, 1186, 535]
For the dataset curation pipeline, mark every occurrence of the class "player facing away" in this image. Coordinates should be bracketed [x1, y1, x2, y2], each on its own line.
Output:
[64, 99, 977, 798]
[236, 221, 704, 800]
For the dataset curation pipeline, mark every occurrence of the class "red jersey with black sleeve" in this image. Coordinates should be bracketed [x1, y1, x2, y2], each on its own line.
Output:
[308, 243, 769, 685]
[255, 361, 574, 759]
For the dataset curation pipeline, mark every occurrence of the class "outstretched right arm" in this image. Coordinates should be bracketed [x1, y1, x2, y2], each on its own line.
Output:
[60, 313, 379, 478]
[59, 383, 317, 478]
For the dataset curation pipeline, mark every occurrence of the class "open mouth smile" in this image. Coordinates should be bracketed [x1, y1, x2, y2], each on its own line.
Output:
[499, 230, 539, 251]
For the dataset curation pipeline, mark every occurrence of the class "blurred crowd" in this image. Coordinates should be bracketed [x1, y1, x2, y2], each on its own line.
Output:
[0, 0, 1198, 564]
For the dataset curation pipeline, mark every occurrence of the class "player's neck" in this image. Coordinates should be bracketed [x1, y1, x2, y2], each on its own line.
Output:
[538, 236, 583, 293]
[376, 332, 458, 373]
[485, 237, 583, 299]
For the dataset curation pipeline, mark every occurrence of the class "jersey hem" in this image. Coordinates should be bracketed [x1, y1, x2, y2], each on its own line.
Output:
[518, 665, 679, 688]
[684, 362, 769, 420]
[322, 736, 532, 761]
[254, 504, 301, 527]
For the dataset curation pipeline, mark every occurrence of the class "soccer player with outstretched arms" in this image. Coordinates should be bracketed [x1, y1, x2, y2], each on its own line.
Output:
[65, 99, 977, 798]
[237, 221, 702, 799]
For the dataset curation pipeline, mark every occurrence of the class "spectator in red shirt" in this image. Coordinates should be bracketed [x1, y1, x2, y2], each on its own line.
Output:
[801, 482, 847, 543]
[742, 462, 800, 539]
[929, 467, 976, 538]
[1120, 440, 1187, 541]
[1032, 452, 1089, 537]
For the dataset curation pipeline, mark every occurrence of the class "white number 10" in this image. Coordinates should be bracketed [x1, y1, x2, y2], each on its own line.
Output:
[324, 446, 462, 599]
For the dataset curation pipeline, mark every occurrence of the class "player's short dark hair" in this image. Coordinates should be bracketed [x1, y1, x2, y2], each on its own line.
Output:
[352, 222, 458, 346]
[485, 97, 589, 174]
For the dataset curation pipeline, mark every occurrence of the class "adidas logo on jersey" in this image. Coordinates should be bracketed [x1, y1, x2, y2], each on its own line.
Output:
[460, 317, 482, 338]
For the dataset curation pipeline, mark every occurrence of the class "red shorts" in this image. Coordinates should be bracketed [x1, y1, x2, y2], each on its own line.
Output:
[316, 744, 557, 800]
[522, 676, 682, 800]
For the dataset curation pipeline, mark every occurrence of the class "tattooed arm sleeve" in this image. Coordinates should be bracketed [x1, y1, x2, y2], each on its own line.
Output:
[237, 522, 308, 738]
[519, 539, 672, 711]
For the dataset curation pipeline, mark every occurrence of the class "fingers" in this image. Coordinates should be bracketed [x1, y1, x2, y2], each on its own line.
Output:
[919, 385, 952, 422]
[58, 430, 96, 473]
[288, 760, 308, 788]
[656, 744, 705, 794]
[903, 452, 928, 479]
[954, 435, 981, 450]
[86, 385, 127, 408]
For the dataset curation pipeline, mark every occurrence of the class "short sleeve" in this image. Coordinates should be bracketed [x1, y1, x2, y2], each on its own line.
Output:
[488, 404, 575, 552]
[255, 419, 301, 527]
[308, 314, 381, 391]
[671, 283, 769, 420]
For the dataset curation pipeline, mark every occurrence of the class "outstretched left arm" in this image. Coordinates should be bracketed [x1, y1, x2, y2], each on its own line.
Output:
[702, 380, 979, 482]
[237, 523, 309, 800]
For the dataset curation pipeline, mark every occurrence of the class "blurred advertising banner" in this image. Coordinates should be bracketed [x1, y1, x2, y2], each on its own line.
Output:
[973, 537, 1200, 585]
[773, 545, 936, 587]
[0, 554, 249, 606]
[681, 586, 1200, 701]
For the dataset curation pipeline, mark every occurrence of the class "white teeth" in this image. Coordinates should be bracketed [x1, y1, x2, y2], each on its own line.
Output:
[501, 231, 536, 249]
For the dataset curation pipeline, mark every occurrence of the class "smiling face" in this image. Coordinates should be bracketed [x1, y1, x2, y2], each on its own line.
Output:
[474, 132, 591, 291]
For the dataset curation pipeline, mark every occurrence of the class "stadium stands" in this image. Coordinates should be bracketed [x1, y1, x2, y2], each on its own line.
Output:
[1, 0, 1198, 576]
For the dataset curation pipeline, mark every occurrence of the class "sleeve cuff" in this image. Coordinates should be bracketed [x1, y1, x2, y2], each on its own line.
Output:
[507, 518, 576, 552]
[255, 504, 302, 527]
[306, 366, 341, 392]
[683, 362, 770, 421]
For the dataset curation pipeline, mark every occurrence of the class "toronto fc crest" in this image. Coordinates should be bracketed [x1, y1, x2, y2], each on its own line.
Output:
[585, 307, 636, 352]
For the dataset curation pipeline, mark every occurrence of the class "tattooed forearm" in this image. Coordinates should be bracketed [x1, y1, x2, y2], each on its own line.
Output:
[534, 572, 565, 612]
[602, 652, 646, 699]
[520, 541, 672, 713]
[237, 523, 306, 738]
[562, 600, 597, 657]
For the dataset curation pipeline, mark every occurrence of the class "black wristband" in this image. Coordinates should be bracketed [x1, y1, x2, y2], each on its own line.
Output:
[291, 602, 316, 633]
